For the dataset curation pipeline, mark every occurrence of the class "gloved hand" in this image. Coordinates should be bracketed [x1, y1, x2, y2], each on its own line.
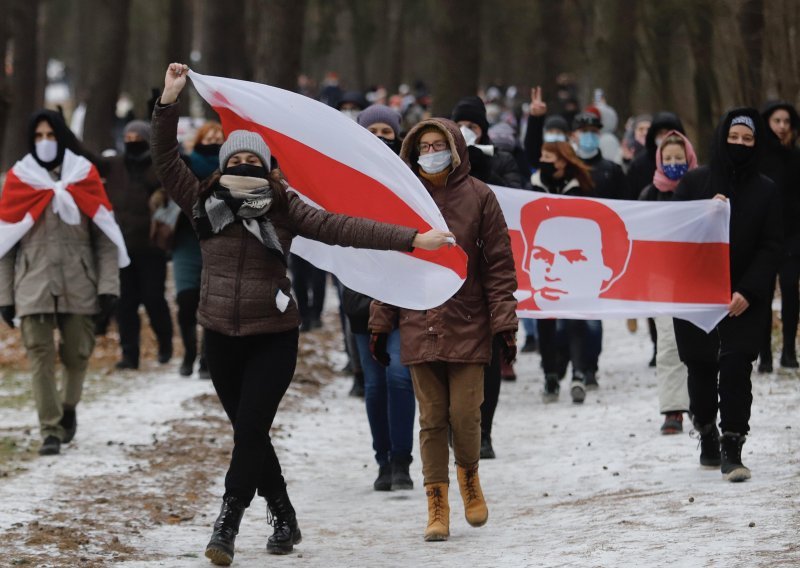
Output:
[94, 294, 118, 336]
[0, 305, 15, 329]
[499, 331, 517, 365]
[369, 333, 390, 367]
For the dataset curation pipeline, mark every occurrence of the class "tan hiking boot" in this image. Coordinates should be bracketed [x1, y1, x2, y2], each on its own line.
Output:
[457, 463, 488, 527]
[424, 483, 450, 541]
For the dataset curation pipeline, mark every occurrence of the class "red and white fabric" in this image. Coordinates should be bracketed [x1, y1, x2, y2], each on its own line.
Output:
[0, 149, 130, 267]
[188, 70, 467, 311]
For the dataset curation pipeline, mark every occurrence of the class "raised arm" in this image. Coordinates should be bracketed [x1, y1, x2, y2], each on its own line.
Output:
[524, 86, 547, 169]
[150, 63, 200, 216]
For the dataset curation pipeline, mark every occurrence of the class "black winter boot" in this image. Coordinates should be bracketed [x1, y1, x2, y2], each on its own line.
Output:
[374, 464, 392, 491]
[542, 373, 560, 403]
[720, 432, 751, 482]
[349, 371, 365, 398]
[480, 431, 496, 459]
[693, 422, 721, 467]
[391, 455, 414, 490]
[266, 490, 302, 555]
[59, 407, 77, 444]
[780, 347, 799, 369]
[205, 495, 247, 566]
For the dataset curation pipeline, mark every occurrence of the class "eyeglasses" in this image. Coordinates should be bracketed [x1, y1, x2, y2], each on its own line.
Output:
[418, 141, 448, 153]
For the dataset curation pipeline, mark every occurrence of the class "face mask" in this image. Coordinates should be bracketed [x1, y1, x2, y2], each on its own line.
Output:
[341, 109, 360, 122]
[226, 163, 268, 178]
[662, 163, 689, 181]
[377, 136, 400, 154]
[539, 162, 556, 184]
[576, 131, 600, 158]
[727, 143, 754, 165]
[125, 140, 149, 157]
[543, 132, 567, 143]
[194, 143, 222, 156]
[418, 150, 452, 174]
[35, 139, 58, 163]
[460, 125, 478, 146]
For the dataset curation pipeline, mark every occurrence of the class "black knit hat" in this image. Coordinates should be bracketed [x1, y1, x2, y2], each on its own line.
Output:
[451, 96, 489, 137]
[544, 115, 570, 133]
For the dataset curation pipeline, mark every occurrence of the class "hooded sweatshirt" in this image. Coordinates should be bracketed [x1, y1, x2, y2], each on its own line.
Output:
[673, 107, 782, 307]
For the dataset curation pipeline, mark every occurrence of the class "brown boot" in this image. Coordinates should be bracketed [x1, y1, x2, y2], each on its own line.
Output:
[457, 463, 488, 527]
[424, 483, 450, 542]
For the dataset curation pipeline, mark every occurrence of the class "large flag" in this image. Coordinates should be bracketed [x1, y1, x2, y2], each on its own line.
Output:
[0, 149, 130, 267]
[188, 71, 467, 311]
[492, 186, 731, 332]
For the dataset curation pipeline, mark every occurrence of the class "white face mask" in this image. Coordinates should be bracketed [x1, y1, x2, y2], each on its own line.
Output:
[418, 149, 452, 174]
[341, 109, 360, 122]
[35, 139, 58, 163]
[460, 125, 478, 146]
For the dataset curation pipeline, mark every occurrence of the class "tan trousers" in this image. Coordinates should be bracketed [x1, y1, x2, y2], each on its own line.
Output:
[21, 314, 95, 440]
[410, 362, 484, 485]
[655, 317, 690, 414]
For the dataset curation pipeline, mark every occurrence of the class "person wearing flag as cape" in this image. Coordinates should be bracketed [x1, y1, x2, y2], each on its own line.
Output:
[153, 63, 455, 566]
[0, 109, 126, 457]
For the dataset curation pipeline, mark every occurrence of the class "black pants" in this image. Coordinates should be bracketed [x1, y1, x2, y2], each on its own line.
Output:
[205, 327, 299, 504]
[289, 253, 326, 324]
[537, 319, 589, 376]
[759, 256, 800, 361]
[673, 307, 762, 435]
[176, 289, 204, 366]
[117, 251, 173, 364]
[480, 335, 502, 436]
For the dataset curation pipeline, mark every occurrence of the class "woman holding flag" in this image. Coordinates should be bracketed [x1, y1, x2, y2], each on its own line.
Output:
[153, 63, 454, 566]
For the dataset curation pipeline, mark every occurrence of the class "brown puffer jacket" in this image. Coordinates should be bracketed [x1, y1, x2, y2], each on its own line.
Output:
[151, 101, 417, 336]
[369, 118, 518, 365]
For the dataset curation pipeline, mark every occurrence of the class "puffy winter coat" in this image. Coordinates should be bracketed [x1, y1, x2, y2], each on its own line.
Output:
[370, 118, 518, 365]
[151, 101, 417, 336]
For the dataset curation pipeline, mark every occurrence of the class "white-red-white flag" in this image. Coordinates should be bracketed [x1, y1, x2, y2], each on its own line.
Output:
[492, 186, 731, 332]
[188, 71, 467, 311]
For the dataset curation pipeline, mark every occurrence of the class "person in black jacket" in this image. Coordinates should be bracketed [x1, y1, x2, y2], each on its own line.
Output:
[757, 101, 800, 371]
[627, 111, 685, 200]
[571, 112, 629, 200]
[672, 108, 782, 483]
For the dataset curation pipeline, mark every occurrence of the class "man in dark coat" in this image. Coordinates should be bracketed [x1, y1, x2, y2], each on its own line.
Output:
[672, 108, 782, 483]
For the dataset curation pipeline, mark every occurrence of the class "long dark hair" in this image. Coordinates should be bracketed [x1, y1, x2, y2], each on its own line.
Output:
[542, 141, 595, 192]
[198, 168, 289, 210]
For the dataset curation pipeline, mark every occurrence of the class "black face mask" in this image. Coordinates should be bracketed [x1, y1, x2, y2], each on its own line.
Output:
[727, 142, 754, 165]
[195, 143, 222, 156]
[539, 162, 556, 185]
[378, 136, 401, 154]
[225, 163, 268, 179]
[125, 140, 149, 157]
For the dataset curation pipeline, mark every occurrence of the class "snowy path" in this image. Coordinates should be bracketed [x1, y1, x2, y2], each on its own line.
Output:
[3, 315, 799, 567]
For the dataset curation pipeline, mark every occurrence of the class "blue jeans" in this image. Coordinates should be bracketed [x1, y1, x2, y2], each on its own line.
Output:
[522, 318, 538, 338]
[354, 331, 415, 466]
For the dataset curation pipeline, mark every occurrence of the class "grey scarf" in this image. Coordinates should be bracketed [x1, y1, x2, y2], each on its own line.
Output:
[194, 174, 284, 259]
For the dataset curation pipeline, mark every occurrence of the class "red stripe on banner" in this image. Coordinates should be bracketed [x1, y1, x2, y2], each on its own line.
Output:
[509, 230, 730, 304]
[212, 105, 468, 279]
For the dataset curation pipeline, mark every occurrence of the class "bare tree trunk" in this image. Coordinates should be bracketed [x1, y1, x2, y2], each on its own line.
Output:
[348, 0, 376, 91]
[2, 0, 41, 169]
[736, 0, 765, 106]
[254, 0, 307, 91]
[430, 0, 481, 117]
[202, 0, 249, 80]
[598, 0, 638, 125]
[385, 0, 405, 92]
[81, 0, 131, 153]
[537, 0, 566, 98]
[637, 0, 680, 111]
[166, 0, 194, 114]
[685, 0, 719, 161]
[0, 1, 13, 168]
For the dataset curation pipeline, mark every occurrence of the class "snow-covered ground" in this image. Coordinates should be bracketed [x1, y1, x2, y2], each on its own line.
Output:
[2, 310, 799, 567]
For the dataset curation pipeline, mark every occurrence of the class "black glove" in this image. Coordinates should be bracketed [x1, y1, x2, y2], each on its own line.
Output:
[0, 305, 15, 329]
[94, 294, 118, 336]
[499, 331, 517, 365]
[369, 333, 390, 367]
